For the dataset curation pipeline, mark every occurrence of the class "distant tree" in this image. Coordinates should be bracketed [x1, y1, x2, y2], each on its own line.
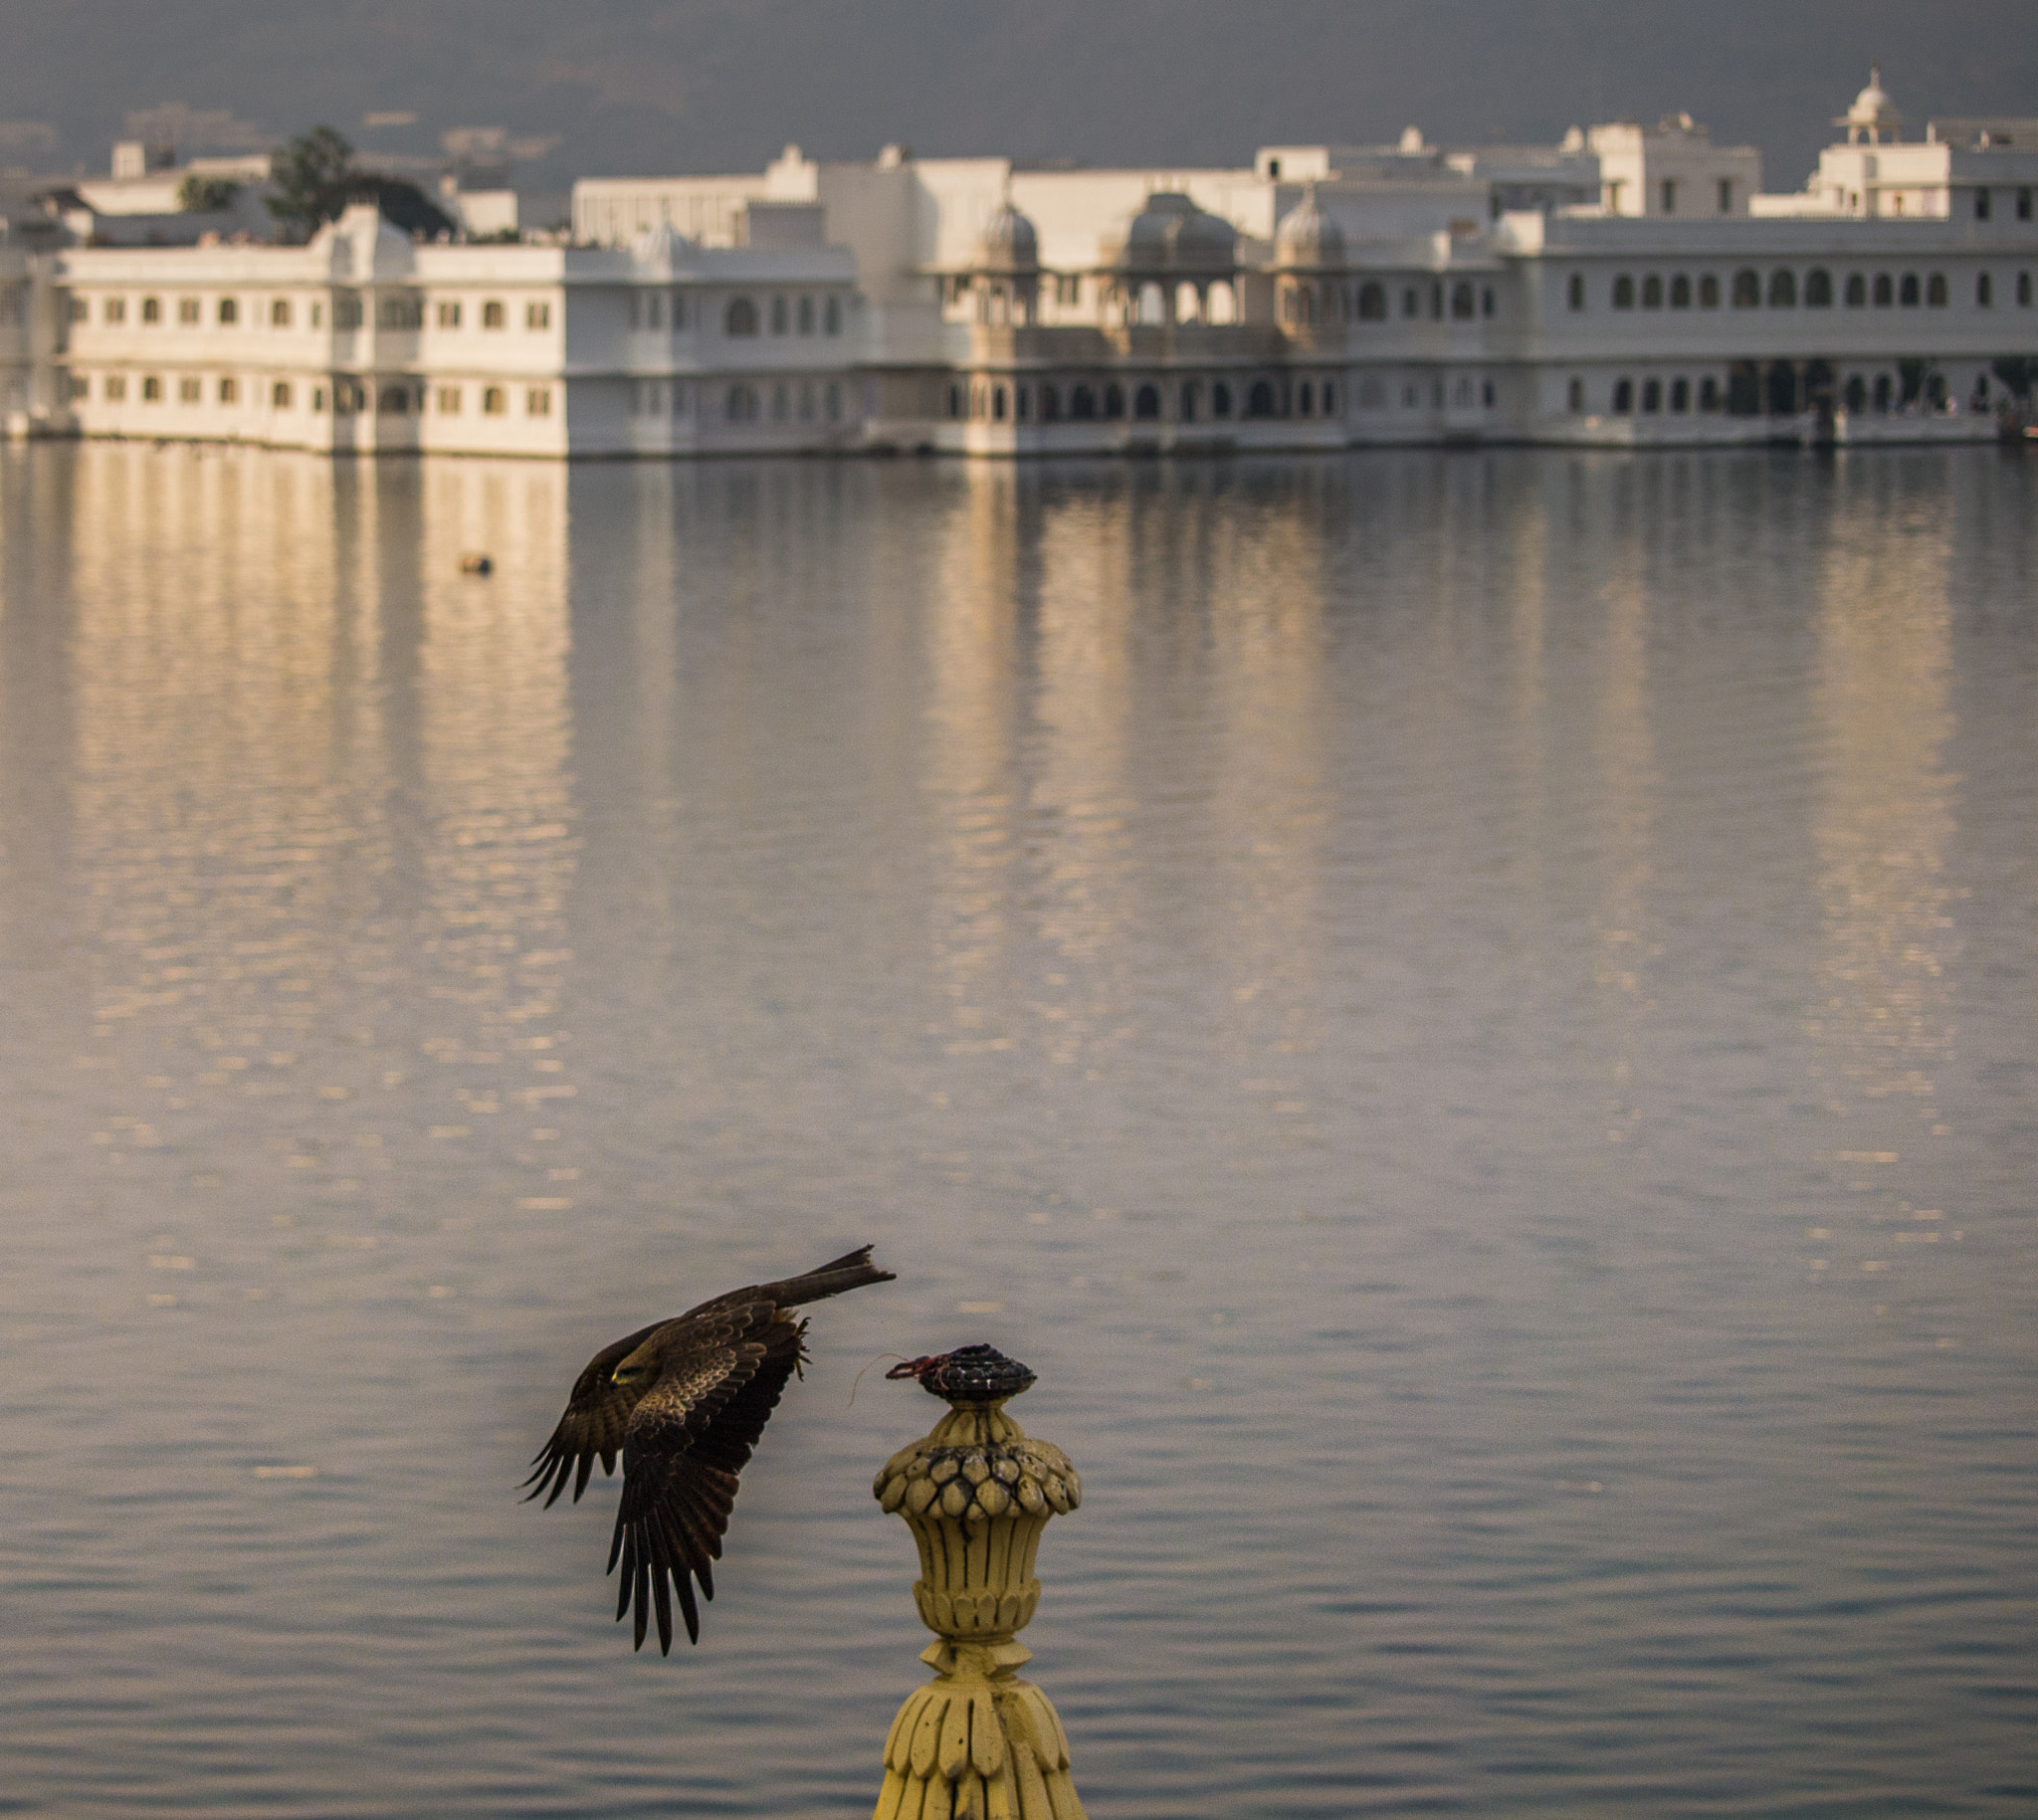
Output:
[1992, 355, 2037, 404]
[176, 173, 240, 213]
[267, 125, 357, 239]
[266, 124, 456, 241]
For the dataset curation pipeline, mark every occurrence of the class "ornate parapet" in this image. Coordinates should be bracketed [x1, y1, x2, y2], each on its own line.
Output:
[872, 1346, 1086, 1820]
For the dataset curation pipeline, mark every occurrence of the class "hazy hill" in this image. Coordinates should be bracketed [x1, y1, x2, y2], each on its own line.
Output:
[4, 0, 2032, 217]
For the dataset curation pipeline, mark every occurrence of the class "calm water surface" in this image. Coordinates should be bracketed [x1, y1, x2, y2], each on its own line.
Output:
[0, 443, 2033, 1818]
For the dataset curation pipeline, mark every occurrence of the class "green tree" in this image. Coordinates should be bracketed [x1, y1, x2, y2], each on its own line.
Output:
[265, 124, 458, 241]
[266, 125, 357, 239]
[176, 174, 240, 213]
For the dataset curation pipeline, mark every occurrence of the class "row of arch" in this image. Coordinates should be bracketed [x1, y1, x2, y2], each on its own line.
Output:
[1590, 360, 1975, 418]
[1282, 279, 1497, 326]
[943, 375, 1346, 424]
[1590, 268, 2037, 312]
[723, 294, 845, 337]
[723, 379, 847, 424]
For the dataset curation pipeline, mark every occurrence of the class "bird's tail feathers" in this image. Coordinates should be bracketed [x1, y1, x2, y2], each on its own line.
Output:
[756, 1244, 896, 1309]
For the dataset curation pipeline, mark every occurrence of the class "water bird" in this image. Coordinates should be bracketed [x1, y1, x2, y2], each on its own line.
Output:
[524, 1244, 895, 1652]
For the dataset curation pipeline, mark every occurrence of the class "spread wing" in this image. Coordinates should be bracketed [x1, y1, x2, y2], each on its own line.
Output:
[522, 1317, 669, 1509]
[609, 1304, 805, 1653]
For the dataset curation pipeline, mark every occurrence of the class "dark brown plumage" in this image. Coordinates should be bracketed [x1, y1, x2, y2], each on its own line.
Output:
[523, 1244, 894, 1653]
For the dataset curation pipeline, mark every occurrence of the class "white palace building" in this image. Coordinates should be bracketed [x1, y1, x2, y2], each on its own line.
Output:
[3, 67, 2035, 457]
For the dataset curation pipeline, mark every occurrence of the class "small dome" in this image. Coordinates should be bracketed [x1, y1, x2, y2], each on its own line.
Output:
[1275, 186, 1344, 268]
[1108, 191, 1237, 274]
[1841, 62, 1902, 137]
[975, 198, 1039, 271]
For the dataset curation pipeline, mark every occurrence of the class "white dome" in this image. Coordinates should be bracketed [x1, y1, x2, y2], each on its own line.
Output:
[1275, 186, 1344, 268]
[974, 199, 1039, 271]
[1842, 62, 1902, 137]
[1107, 191, 1237, 274]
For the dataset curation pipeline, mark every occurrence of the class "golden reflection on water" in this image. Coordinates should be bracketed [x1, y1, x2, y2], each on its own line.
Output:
[1200, 486, 1330, 1093]
[56, 446, 577, 1207]
[1587, 554, 1659, 1140]
[1808, 494, 1958, 1257]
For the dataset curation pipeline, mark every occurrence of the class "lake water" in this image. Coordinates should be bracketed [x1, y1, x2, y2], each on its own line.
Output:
[0, 442, 2033, 1818]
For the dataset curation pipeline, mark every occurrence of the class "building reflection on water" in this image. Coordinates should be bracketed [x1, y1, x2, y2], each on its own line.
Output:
[923, 468, 1335, 1103]
[1809, 473, 1959, 1251]
[52, 444, 578, 1215]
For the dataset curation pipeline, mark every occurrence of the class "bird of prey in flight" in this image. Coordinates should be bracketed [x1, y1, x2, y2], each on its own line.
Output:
[524, 1244, 894, 1653]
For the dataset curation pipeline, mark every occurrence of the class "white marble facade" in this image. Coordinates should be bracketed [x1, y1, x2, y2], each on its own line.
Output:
[10, 68, 2037, 456]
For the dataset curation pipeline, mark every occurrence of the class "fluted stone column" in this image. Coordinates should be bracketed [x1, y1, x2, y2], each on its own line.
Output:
[872, 1347, 1086, 1820]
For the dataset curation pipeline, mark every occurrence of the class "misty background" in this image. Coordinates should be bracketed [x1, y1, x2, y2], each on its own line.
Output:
[5, 1, 2036, 226]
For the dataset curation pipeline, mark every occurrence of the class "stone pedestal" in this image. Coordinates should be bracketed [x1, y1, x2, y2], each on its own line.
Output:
[872, 1354, 1085, 1820]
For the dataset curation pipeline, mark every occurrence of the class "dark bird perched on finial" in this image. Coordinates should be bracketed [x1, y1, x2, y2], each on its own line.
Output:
[886, 1342, 1035, 1402]
[524, 1245, 894, 1653]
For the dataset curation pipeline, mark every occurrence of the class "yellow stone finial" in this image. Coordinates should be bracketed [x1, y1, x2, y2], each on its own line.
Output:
[872, 1346, 1086, 1820]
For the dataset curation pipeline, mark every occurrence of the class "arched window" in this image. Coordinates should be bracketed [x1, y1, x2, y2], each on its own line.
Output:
[272, 380, 292, 408]
[992, 385, 1007, 421]
[1451, 281, 1475, 319]
[1212, 381, 1233, 418]
[141, 297, 161, 324]
[1103, 383, 1125, 419]
[1766, 361, 1797, 414]
[1401, 287, 1420, 318]
[1900, 274, 1921, 306]
[1874, 274, 1893, 305]
[1180, 381, 1199, 422]
[1206, 282, 1236, 324]
[482, 301, 506, 328]
[1567, 273, 1585, 311]
[1732, 269, 1760, 307]
[1977, 273, 1994, 306]
[1768, 269, 1796, 307]
[1567, 376, 1584, 413]
[1844, 374, 1866, 413]
[945, 384, 962, 420]
[1612, 378, 1633, 413]
[726, 383, 759, 423]
[1133, 383, 1161, 420]
[1805, 269, 1832, 306]
[1070, 385, 1097, 420]
[1670, 274, 1691, 307]
[1642, 378, 1662, 413]
[482, 386, 506, 415]
[1297, 380, 1314, 417]
[271, 299, 292, 327]
[218, 298, 239, 325]
[1358, 282, 1386, 320]
[725, 297, 759, 335]
[769, 296, 789, 334]
[1670, 377, 1690, 412]
[1175, 282, 1203, 323]
[1642, 274, 1663, 308]
[1039, 384, 1060, 422]
[2020, 272, 2033, 306]
[823, 296, 841, 334]
[1927, 273, 1947, 306]
[1873, 373, 1892, 412]
[1612, 275, 1635, 308]
[1700, 375, 1720, 410]
[1246, 379, 1276, 418]
[1845, 274, 1866, 306]
[1699, 274, 1720, 307]
[1138, 283, 1165, 325]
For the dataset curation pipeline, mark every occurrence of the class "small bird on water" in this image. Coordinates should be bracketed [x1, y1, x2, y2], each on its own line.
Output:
[523, 1244, 895, 1653]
